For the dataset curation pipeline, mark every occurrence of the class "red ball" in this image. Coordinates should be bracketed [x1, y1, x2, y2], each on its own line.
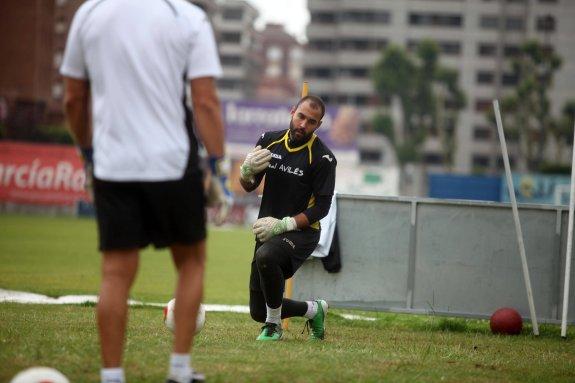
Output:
[490, 307, 523, 335]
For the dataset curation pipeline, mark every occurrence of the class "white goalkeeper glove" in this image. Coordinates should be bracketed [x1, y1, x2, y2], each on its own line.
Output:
[252, 216, 297, 242]
[240, 145, 272, 183]
[206, 156, 233, 225]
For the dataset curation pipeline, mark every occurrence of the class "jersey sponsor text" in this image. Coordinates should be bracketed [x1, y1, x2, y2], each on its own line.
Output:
[268, 162, 304, 177]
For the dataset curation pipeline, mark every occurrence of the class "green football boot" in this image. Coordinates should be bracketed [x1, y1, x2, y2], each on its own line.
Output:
[308, 300, 328, 340]
[256, 322, 283, 341]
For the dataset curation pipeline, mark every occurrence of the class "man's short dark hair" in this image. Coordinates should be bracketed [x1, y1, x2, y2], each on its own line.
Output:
[295, 95, 326, 119]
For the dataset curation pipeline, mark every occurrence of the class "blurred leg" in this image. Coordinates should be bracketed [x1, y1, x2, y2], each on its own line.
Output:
[171, 241, 206, 353]
[97, 249, 139, 367]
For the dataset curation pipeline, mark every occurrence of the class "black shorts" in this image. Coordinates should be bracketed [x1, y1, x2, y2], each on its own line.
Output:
[249, 228, 320, 291]
[93, 170, 206, 251]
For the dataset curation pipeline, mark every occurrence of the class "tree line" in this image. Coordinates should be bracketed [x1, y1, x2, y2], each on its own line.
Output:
[371, 39, 575, 173]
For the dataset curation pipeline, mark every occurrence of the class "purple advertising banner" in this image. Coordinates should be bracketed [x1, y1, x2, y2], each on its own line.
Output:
[223, 100, 359, 151]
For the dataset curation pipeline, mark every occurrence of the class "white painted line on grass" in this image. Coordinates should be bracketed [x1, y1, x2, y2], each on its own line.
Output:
[0, 289, 376, 320]
[0, 289, 249, 313]
[339, 314, 377, 321]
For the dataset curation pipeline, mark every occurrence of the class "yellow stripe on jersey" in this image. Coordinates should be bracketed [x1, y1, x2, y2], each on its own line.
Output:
[308, 195, 315, 208]
[265, 130, 318, 165]
[283, 133, 317, 164]
[306, 135, 317, 164]
[307, 195, 321, 230]
[265, 130, 289, 150]
[284, 133, 316, 152]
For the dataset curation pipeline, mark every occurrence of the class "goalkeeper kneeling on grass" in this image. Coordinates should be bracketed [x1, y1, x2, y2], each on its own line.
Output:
[239, 95, 337, 341]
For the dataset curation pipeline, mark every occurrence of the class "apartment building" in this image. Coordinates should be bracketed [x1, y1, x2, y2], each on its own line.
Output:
[254, 23, 303, 101]
[0, 0, 262, 132]
[304, 0, 575, 173]
[0, 0, 84, 132]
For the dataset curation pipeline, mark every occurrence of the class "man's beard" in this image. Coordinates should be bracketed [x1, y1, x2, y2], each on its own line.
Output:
[288, 120, 312, 146]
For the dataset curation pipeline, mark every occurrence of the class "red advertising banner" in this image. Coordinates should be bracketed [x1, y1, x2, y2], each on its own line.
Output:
[0, 141, 88, 205]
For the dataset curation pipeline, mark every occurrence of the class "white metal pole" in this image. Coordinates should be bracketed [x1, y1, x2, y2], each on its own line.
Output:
[561, 120, 575, 338]
[493, 100, 539, 335]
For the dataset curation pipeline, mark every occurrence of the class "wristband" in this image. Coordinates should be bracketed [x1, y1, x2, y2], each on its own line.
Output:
[208, 156, 224, 176]
[79, 147, 93, 163]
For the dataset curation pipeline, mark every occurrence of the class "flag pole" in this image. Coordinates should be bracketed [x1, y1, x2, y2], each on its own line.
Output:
[493, 100, 539, 335]
[561, 119, 575, 338]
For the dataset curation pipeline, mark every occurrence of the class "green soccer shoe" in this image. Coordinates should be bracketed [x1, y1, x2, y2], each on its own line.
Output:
[256, 322, 283, 341]
[308, 299, 328, 340]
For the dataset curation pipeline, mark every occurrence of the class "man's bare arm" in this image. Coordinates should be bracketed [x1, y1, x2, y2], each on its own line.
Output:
[293, 212, 310, 229]
[63, 77, 91, 147]
[240, 177, 260, 193]
[190, 77, 224, 158]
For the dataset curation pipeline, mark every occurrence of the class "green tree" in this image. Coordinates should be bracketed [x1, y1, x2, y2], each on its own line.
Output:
[371, 114, 394, 142]
[372, 41, 466, 167]
[549, 99, 575, 163]
[489, 40, 562, 171]
[435, 66, 466, 168]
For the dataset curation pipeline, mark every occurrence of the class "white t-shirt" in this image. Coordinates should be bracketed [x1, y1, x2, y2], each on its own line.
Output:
[60, 0, 222, 181]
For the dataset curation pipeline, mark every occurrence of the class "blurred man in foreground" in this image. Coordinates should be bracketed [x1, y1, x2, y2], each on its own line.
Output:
[61, 0, 230, 382]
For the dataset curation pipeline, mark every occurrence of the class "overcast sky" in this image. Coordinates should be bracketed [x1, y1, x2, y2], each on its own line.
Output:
[245, 0, 310, 43]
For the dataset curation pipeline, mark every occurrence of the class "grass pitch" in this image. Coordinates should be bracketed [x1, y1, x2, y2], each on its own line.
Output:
[1, 214, 575, 382]
[0, 214, 252, 303]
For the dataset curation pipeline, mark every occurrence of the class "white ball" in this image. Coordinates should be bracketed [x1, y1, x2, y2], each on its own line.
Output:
[163, 298, 205, 334]
[10, 367, 69, 383]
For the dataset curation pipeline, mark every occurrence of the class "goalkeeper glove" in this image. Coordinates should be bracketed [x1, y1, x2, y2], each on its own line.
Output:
[78, 147, 93, 200]
[240, 145, 272, 183]
[252, 216, 297, 242]
[207, 156, 233, 225]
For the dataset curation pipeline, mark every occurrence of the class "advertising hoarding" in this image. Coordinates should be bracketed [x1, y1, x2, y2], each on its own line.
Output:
[0, 141, 88, 205]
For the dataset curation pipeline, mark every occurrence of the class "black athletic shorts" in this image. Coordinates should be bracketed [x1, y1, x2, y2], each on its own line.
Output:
[249, 228, 320, 291]
[93, 170, 206, 251]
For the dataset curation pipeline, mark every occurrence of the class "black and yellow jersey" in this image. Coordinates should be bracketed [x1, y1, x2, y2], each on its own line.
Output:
[253, 129, 337, 230]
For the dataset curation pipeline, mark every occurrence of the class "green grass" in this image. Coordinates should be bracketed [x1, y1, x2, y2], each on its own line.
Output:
[0, 214, 253, 303]
[1, 214, 575, 382]
[1, 304, 574, 383]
